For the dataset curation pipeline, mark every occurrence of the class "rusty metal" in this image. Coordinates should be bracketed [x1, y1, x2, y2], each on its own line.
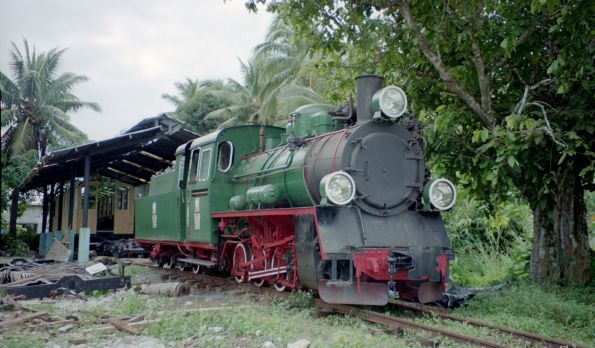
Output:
[139, 281, 190, 296]
[1, 258, 131, 299]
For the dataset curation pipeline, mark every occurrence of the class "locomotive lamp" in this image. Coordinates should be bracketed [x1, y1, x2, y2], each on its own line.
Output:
[372, 86, 408, 119]
[423, 178, 457, 211]
[320, 170, 356, 205]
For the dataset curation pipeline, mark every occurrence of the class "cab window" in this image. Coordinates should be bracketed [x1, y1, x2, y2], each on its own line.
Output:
[198, 149, 211, 181]
[178, 159, 185, 188]
[188, 149, 200, 183]
[217, 141, 234, 172]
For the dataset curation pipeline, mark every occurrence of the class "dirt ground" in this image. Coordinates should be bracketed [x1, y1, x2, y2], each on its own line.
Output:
[1, 258, 296, 348]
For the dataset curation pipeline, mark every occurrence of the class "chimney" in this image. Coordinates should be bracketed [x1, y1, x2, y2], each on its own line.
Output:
[355, 75, 384, 123]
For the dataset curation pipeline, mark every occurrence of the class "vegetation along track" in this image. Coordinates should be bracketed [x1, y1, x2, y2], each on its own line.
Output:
[147, 262, 586, 348]
[389, 299, 587, 348]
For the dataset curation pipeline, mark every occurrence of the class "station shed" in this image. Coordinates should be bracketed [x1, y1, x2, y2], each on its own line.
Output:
[8, 114, 197, 262]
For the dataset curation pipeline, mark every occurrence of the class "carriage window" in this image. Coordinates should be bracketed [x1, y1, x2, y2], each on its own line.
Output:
[198, 149, 211, 181]
[117, 188, 129, 210]
[217, 141, 234, 172]
[188, 149, 200, 183]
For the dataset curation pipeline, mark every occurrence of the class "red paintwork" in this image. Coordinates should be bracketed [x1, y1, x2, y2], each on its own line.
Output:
[214, 208, 313, 290]
[352, 249, 409, 281]
[436, 253, 449, 292]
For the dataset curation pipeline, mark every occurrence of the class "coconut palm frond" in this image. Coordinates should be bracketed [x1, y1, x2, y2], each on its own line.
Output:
[1, 39, 100, 161]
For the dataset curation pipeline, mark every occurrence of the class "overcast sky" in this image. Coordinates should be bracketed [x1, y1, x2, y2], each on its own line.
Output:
[0, 0, 273, 141]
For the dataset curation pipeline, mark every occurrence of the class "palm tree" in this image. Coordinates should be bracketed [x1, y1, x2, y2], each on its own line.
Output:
[162, 78, 225, 134]
[253, 16, 326, 115]
[204, 17, 326, 128]
[204, 57, 279, 127]
[161, 78, 200, 109]
[1, 39, 101, 162]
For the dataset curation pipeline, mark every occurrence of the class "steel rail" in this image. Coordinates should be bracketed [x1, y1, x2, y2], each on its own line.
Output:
[390, 299, 588, 348]
[314, 299, 513, 348]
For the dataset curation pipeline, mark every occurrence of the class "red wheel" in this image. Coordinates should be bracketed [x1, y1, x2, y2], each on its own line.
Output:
[251, 249, 267, 288]
[271, 248, 290, 292]
[232, 243, 249, 283]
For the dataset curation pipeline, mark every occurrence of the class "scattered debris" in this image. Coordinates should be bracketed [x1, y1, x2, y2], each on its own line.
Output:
[83, 318, 158, 335]
[0, 295, 77, 335]
[45, 240, 71, 262]
[110, 318, 140, 335]
[85, 262, 108, 275]
[139, 281, 190, 297]
[443, 283, 509, 307]
[0, 257, 131, 299]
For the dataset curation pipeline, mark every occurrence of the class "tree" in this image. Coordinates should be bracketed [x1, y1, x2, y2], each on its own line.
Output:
[1, 39, 100, 237]
[0, 150, 37, 229]
[162, 78, 222, 134]
[253, 16, 325, 115]
[248, 0, 595, 285]
[204, 16, 326, 127]
[203, 56, 286, 127]
[1, 39, 100, 162]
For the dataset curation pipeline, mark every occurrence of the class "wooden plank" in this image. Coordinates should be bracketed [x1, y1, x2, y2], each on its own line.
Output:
[0, 311, 48, 327]
[109, 318, 140, 335]
[83, 320, 157, 334]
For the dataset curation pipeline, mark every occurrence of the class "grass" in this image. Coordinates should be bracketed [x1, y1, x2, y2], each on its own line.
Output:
[5, 261, 593, 348]
[451, 282, 595, 346]
[142, 294, 418, 348]
[449, 251, 517, 287]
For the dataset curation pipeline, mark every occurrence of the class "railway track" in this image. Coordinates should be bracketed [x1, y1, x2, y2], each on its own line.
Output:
[389, 299, 588, 348]
[145, 262, 586, 348]
[315, 299, 511, 348]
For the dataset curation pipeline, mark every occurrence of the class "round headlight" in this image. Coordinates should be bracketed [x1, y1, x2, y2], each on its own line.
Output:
[320, 171, 356, 205]
[372, 86, 408, 119]
[426, 178, 456, 210]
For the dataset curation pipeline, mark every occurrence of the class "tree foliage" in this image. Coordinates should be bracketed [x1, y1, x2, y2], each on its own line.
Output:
[1, 39, 100, 162]
[247, 0, 595, 285]
[162, 78, 222, 134]
[174, 17, 326, 129]
[0, 150, 38, 228]
[1, 39, 99, 236]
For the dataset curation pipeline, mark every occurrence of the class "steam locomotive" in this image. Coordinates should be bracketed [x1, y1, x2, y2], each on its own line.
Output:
[134, 75, 456, 305]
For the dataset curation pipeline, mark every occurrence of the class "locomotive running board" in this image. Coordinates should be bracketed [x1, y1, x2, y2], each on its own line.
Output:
[318, 280, 388, 306]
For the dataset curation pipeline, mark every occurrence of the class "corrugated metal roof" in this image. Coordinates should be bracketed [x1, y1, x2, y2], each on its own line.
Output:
[19, 114, 198, 190]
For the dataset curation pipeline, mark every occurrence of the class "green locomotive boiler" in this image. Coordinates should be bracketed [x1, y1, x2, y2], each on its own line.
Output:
[135, 75, 456, 305]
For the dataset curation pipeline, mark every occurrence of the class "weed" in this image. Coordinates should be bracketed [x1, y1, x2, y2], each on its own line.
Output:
[0, 336, 44, 348]
[453, 282, 595, 346]
[280, 289, 314, 309]
[125, 264, 154, 276]
[117, 292, 148, 316]
[449, 251, 514, 287]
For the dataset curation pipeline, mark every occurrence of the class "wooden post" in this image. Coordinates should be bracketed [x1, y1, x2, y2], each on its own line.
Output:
[68, 175, 75, 231]
[8, 187, 19, 237]
[57, 181, 64, 231]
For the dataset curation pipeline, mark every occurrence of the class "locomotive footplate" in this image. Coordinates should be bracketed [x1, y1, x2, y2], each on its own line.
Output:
[318, 279, 388, 305]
